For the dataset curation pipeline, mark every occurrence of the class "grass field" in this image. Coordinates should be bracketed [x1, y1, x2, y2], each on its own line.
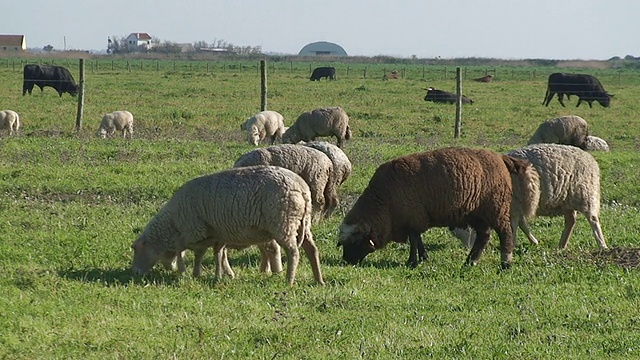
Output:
[1, 58, 640, 359]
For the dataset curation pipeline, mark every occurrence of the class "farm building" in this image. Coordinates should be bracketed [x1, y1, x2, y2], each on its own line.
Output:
[299, 41, 348, 57]
[126, 32, 153, 51]
[0, 35, 26, 51]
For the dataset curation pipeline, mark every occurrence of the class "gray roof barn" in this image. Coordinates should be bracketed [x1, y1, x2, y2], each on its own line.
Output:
[298, 41, 348, 56]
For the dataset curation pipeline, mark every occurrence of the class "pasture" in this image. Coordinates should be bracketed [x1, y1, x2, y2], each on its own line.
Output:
[1, 58, 640, 358]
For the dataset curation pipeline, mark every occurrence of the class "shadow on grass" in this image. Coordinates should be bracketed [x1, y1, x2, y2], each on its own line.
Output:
[58, 267, 189, 287]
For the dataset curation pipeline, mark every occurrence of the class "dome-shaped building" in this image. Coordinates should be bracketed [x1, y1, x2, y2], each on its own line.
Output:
[298, 41, 348, 57]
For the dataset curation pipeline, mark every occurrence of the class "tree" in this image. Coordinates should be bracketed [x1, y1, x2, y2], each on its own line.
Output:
[107, 35, 127, 54]
[43, 44, 54, 52]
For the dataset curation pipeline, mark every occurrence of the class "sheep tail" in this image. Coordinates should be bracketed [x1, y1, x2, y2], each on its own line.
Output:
[502, 155, 540, 220]
[344, 125, 352, 140]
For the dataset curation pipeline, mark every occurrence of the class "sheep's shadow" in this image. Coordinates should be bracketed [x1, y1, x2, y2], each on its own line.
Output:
[325, 242, 448, 268]
[58, 267, 185, 287]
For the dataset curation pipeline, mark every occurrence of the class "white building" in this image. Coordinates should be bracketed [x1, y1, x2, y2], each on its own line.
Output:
[125, 32, 152, 51]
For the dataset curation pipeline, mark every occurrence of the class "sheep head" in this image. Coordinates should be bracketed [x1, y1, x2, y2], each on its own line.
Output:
[337, 222, 377, 265]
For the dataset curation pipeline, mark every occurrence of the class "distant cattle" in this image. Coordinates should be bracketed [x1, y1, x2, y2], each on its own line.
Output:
[473, 75, 493, 83]
[423, 87, 474, 104]
[542, 73, 612, 108]
[310, 67, 336, 81]
[23, 64, 78, 97]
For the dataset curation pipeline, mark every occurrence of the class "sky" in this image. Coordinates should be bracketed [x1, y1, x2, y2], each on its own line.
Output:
[3, 0, 639, 60]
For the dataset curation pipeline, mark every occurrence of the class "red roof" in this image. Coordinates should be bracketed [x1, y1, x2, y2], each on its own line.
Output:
[0, 35, 25, 47]
[129, 33, 152, 40]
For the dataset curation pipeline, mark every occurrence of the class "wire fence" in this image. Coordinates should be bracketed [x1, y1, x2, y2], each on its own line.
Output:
[4, 58, 640, 84]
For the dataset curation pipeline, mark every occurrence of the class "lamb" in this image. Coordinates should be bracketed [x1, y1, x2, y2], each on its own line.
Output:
[338, 147, 539, 269]
[282, 106, 352, 148]
[234, 144, 337, 220]
[584, 135, 610, 151]
[97, 110, 133, 139]
[0, 110, 20, 136]
[451, 143, 607, 249]
[240, 110, 285, 146]
[131, 165, 324, 285]
[527, 115, 588, 149]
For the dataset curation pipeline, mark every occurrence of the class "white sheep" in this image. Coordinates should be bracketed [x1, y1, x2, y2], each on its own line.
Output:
[527, 115, 588, 149]
[97, 110, 133, 139]
[303, 141, 352, 186]
[240, 110, 285, 146]
[234, 144, 337, 221]
[0, 110, 20, 136]
[451, 143, 607, 250]
[584, 135, 610, 151]
[131, 165, 324, 285]
[282, 106, 352, 148]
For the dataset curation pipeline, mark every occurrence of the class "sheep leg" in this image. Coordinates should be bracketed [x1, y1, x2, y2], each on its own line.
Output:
[516, 218, 540, 246]
[406, 232, 426, 268]
[212, 244, 235, 279]
[300, 232, 325, 285]
[558, 210, 577, 249]
[192, 247, 208, 277]
[322, 182, 339, 218]
[281, 243, 300, 286]
[495, 224, 514, 269]
[258, 241, 283, 273]
[466, 224, 492, 267]
[586, 213, 608, 249]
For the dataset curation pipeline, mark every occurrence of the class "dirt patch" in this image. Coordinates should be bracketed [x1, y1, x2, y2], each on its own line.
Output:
[591, 247, 640, 269]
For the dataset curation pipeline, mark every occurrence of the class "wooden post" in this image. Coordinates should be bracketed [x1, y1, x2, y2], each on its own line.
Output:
[454, 67, 462, 139]
[75, 59, 85, 131]
[127, 61, 130, 72]
[260, 60, 267, 111]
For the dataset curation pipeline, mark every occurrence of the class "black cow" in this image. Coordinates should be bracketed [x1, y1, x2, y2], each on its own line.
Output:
[23, 64, 78, 97]
[423, 87, 473, 104]
[542, 73, 612, 108]
[310, 67, 336, 81]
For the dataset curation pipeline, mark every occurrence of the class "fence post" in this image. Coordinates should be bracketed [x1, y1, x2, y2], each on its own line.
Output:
[75, 59, 85, 131]
[454, 67, 462, 139]
[127, 61, 130, 72]
[260, 60, 267, 111]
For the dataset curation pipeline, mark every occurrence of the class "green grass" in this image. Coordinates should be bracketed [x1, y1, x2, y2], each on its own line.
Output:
[1, 58, 640, 359]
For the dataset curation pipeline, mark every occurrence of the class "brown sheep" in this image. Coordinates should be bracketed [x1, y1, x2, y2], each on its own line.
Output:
[338, 147, 539, 269]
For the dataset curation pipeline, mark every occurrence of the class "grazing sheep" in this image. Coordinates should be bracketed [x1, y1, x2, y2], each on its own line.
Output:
[97, 110, 133, 139]
[240, 110, 285, 146]
[131, 165, 324, 286]
[584, 135, 610, 151]
[303, 141, 352, 186]
[527, 115, 588, 149]
[338, 147, 539, 269]
[451, 144, 607, 249]
[282, 106, 352, 148]
[0, 110, 20, 136]
[234, 144, 337, 220]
